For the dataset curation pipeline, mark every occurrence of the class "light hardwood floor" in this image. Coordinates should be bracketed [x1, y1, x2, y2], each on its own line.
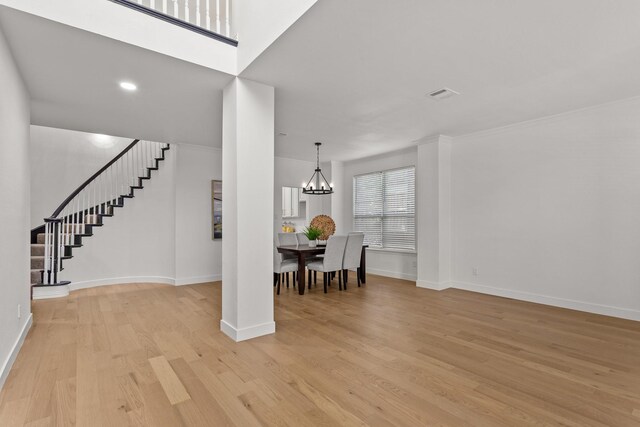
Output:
[1, 276, 640, 426]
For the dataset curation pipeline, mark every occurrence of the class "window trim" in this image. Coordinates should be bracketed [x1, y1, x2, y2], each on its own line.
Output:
[353, 165, 416, 251]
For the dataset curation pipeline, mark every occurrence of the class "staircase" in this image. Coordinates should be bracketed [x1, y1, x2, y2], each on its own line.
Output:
[30, 139, 170, 299]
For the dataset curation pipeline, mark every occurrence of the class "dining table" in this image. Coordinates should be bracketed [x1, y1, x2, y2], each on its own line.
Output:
[277, 244, 368, 295]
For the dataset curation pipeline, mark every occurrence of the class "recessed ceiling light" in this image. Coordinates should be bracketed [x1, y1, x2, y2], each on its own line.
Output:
[427, 87, 459, 100]
[119, 81, 137, 91]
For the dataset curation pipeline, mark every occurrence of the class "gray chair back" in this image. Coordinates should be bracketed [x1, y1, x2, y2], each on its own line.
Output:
[277, 232, 298, 247]
[296, 233, 309, 245]
[273, 240, 283, 273]
[343, 232, 364, 270]
[321, 235, 348, 272]
[278, 233, 298, 261]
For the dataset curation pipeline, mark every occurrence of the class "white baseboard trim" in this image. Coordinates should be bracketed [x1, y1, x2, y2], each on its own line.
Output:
[175, 274, 222, 286]
[451, 280, 640, 322]
[0, 313, 33, 391]
[32, 284, 70, 300]
[32, 275, 224, 298]
[69, 276, 175, 291]
[416, 280, 452, 291]
[220, 319, 276, 342]
[367, 268, 417, 281]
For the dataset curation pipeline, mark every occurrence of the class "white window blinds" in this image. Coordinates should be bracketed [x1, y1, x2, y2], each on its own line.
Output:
[353, 166, 415, 250]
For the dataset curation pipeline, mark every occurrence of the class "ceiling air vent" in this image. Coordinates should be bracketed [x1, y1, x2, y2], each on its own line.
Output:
[427, 87, 460, 100]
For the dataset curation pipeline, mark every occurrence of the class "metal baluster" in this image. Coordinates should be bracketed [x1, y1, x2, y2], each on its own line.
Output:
[43, 221, 49, 284]
[125, 150, 130, 194]
[99, 174, 102, 215]
[206, 0, 211, 30]
[70, 198, 75, 245]
[114, 160, 118, 202]
[133, 144, 137, 183]
[141, 142, 145, 180]
[110, 166, 114, 207]
[216, 0, 220, 33]
[225, 0, 230, 36]
[62, 209, 67, 251]
[139, 142, 143, 178]
[73, 196, 77, 236]
[56, 220, 62, 280]
[89, 181, 96, 218]
[92, 178, 96, 218]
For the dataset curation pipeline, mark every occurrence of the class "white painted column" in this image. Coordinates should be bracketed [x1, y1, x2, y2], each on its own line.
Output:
[416, 135, 452, 290]
[330, 160, 345, 234]
[221, 78, 275, 341]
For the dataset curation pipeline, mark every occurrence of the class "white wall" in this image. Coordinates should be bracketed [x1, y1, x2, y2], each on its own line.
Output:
[274, 156, 330, 235]
[30, 127, 222, 288]
[0, 26, 31, 389]
[235, 0, 318, 73]
[452, 96, 640, 320]
[30, 126, 130, 228]
[175, 144, 222, 285]
[343, 148, 418, 280]
[0, 0, 236, 75]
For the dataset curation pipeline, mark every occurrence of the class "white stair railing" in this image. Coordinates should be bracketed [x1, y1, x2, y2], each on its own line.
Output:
[112, 0, 235, 39]
[40, 141, 169, 285]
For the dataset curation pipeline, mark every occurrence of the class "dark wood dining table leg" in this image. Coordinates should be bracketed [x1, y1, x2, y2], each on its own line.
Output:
[359, 247, 367, 284]
[297, 252, 306, 295]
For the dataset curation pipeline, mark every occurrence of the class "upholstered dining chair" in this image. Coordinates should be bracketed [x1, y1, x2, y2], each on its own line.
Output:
[295, 233, 309, 245]
[296, 232, 324, 286]
[306, 235, 348, 293]
[277, 232, 299, 287]
[342, 232, 365, 288]
[274, 241, 297, 295]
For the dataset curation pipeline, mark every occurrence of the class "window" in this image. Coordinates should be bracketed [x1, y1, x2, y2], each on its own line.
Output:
[353, 166, 415, 250]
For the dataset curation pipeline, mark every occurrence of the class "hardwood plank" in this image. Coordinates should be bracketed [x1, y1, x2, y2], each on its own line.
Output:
[148, 356, 191, 405]
[1, 277, 640, 426]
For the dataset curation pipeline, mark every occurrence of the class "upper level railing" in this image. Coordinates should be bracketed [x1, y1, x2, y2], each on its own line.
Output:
[109, 0, 237, 45]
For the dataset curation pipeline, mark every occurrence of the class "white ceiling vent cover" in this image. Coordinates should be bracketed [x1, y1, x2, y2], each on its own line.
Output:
[427, 87, 460, 100]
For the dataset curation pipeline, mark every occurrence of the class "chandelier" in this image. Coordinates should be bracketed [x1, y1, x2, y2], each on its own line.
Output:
[302, 142, 333, 195]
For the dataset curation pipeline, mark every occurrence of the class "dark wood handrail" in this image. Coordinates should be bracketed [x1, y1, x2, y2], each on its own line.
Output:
[107, 0, 238, 46]
[49, 139, 140, 219]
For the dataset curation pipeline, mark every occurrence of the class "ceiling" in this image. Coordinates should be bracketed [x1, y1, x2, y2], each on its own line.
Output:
[0, 6, 233, 147]
[3, 1, 640, 162]
[242, 0, 640, 161]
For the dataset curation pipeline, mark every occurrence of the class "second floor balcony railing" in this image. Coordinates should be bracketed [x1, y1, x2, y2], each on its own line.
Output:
[110, 0, 237, 45]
